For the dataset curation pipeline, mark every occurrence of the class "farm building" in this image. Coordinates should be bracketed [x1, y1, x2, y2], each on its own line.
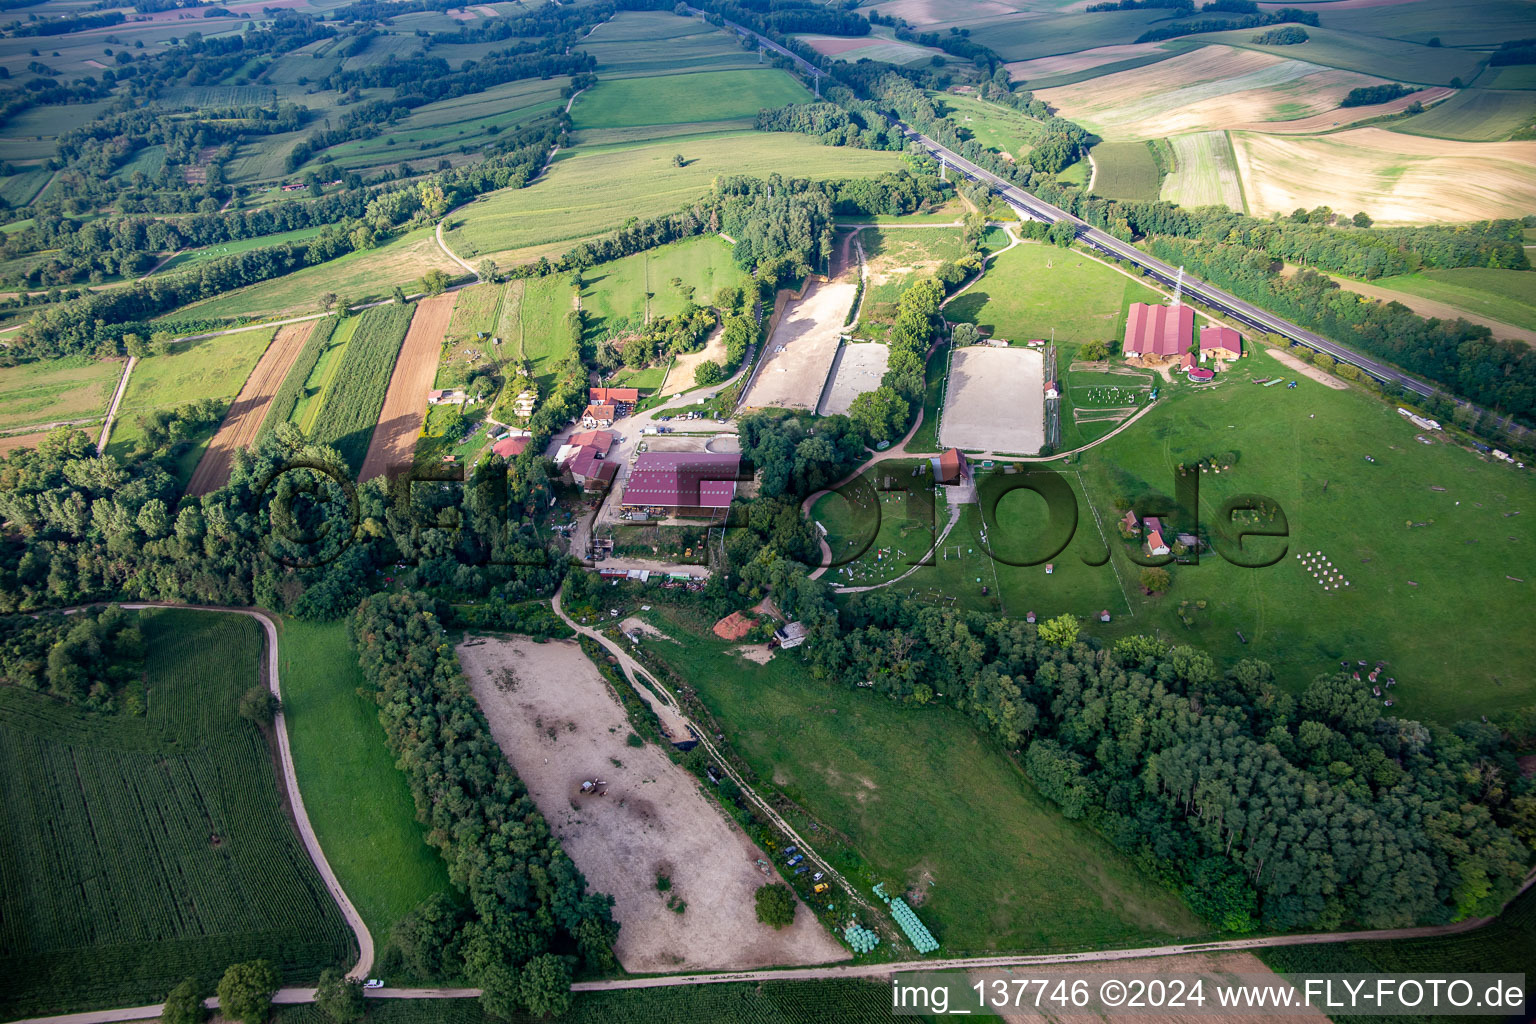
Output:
[1123, 302, 1193, 360]
[1119, 509, 1139, 535]
[581, 404, 616, 429]
[491, 434, 531, 458]
[1180, 351, 1196, 373]
[589, 387, 639, 416]
[620, 451, 740, 520]
[1044, 380, 1059, 400]
[511, 390, 537, 419]
[1189, 367, 1215, 382]
[774, 621, 809, 649]
[556, 430, 617, 489]
[1143, 516, 1171, 557]
[934, 448, 968, 486]
[1200, 326, 1243, 361]
[428, 388, 468, 405]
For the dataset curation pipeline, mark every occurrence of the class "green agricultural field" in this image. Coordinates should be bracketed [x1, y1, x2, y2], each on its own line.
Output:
[633, 605, 1207, 954]
[445, 281, 503, 341]
[931, 92, 1042, 159]
[576, 10, 762, 79]
[968, 9, 1165, 62]
[858, 226, 973, 309]
[570, 69, 811, 130]
[945, 243, 1164, 346]
[278, 618, 453, 947]
[273, 979, 900, 1024]
[1481, 64, 1536, 91]
[0, 609, 353, 1019]
[310, 303, 414, 473]
[168, 227, 459, 321]
[1088, 141, 1162, 201]
[152, 226, 329, 277]
[1160, 131, 1246, 212]
[0, 356, 120, 433]
[0, 167, 53, 207]
[1392, 89, 1536, 142]
[1322, 0, 1533, 49]
[262, 317, 340, 438]
[1367, 268, 1536, 332]
[291, 317, 358, 433]
[1202, 26, 1482, 85]
[442, 134, 904, 266]
[520, 274, 579, 389]
[581, 235, 752, 342]
[313, 77, 568, 173]
[106, 329, 274, 479]
[1068, 360, 1536, 723]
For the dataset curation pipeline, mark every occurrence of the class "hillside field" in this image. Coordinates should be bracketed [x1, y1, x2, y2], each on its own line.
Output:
[576, 10, 762, 79]
[633, 605, 1208, 955]
[1392, 89, 1536, 143]
[442, 134, 904, 267]
[0, 357, 120, 433]
[0, 609, 352, 1019]
[570, 69, 811, 130]
[1160, 131, 1246, 212]
[1367, 268, 1536, 333]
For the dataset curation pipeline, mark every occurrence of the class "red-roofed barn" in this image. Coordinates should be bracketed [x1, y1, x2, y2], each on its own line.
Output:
[621, 451, 740, 520]
[1123, 302, 1193, 360]
[1200, 325, 1243, 361]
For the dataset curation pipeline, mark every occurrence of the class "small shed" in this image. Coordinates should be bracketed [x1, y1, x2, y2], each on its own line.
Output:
[1099, 609, 1111, 623]
[774, 621, 809, 649]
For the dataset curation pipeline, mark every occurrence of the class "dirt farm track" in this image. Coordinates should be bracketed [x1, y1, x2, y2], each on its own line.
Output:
[359, 293, 456, 483]
[185, 321, 315, 497]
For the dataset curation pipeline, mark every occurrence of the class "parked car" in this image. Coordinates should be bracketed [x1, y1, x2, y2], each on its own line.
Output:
[794, 865, 808, 875]
[812, 872, 824, 882]
[783, 846, 797, 856]
[786, 854, 803, 867]
[364, 980, 384, 990]
[813, 883, 829, 894]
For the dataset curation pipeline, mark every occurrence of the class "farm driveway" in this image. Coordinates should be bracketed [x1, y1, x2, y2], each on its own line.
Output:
[359, 293, 457, 482]
[186, 322, 315, 496]
[458, 636, 847, 973]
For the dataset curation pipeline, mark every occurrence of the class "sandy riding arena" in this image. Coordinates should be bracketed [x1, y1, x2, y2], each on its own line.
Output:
[741, 278, 856, 411]
[359, 293, 456, 482]
[818, 342, 889, 416]
[186, 321, 315, 496]
[940, 346, 1045, 454]
[458, 636, 847, 974]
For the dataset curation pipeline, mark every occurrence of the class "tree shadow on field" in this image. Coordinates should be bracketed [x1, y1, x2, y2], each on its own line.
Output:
[943, 290, 991, 333]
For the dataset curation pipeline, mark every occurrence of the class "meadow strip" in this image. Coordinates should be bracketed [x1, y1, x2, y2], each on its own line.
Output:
[258, 315, 339, 440]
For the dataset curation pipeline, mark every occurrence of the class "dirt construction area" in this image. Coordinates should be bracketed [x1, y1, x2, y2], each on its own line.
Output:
[185, 321, 315, 497]
[818, 341, 890, 416]
[458, 635, 847, 974]
[359, 293, 456, 482]
[740, 278, 856, 411]
[940, 346, 1044, 454]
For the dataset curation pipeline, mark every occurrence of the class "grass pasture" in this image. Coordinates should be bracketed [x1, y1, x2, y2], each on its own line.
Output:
[0, 609, 352, 1019]
[581, 235, 751, 346]
[858, 225, 972, 311]
[570, 69, 811, 130]
[106, 330, 274, 482]
[309, 303, 414, 473]
[1088, 140, 1162, 201]
[1392, 89, 1536, 143]
[932, 91, 1042, 160]
[443, 134, 903, 266]
[1070, 364, 1536, 723]
[518, 274, 579, 390]
[168, 227, 458, 321]
[1199, 26, 1483, 86]
[633, 604, 1206, 954]
[945, 243, 1163, 347]
[278, 619, 453, 948]
[1231, 127, 1536, 224]
[1160, 131, 1246, 212]
[290, 317, 358, 433]
[0, 356, 120, 433]
[152, 226, 329, 277]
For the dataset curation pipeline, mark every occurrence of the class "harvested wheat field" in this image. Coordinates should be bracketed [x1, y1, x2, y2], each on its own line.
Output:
[458, 635, 847, 974]
[1233, 128, 1536, 224]
[185, 322, 314, 496]
[1037, 46, 1395, 138]
[358, 293, 456, 483]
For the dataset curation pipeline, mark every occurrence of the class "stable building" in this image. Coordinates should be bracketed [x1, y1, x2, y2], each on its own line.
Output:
[428, 388, 467, 405]
[1123, 302, 1193, 361]
[620, 451, 740, 521]
[589, 387, 639, 417]
[934, 448, 968, 486]
[1200, 325, 1243, 362]
[555, 429, 617, 490]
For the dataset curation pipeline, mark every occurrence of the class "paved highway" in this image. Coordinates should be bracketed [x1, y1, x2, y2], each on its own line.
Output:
[899, 128, 1439, 399]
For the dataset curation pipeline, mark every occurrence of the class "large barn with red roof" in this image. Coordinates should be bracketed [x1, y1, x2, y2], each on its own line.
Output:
[1123, 302, 1193, 360]
[620, 451, 741, 521]
[1200, 325, 1243, 362]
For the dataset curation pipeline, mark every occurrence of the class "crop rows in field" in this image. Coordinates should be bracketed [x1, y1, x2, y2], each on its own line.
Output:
[310, 304, 414, 472]
[258, 317, 338, 441]
[1393, 89, 1536, 142]
[576, 11, 761, 79]
[0, 611, 351, 1019]
[1089, 140, 1162, 201]
[1160, 131, 1246, 212]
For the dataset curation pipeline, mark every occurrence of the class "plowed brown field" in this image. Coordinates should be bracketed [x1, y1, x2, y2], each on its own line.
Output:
[358, 293, 455, 483]
[185, 321, 315, 496]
